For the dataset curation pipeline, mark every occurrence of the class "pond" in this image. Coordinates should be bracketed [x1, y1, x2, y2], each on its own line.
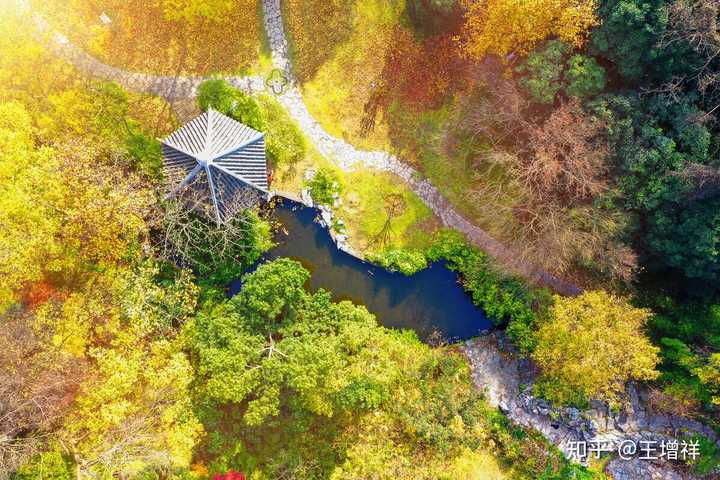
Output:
[229, 200, 494, 342]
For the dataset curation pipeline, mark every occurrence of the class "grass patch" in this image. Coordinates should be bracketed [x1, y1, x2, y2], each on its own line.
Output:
[36, 0, 266, 76]
[386, 98, 521, 240]
[255, 93, 439, 256]
[337, 169, 439, 253]
[300, 0, 404, 150]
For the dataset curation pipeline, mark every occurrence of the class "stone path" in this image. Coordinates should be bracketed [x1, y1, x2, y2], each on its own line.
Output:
[465, 333, 715, 479]
[24, 0, 580, 296]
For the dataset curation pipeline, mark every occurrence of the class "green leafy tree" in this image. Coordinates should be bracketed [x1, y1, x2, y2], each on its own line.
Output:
[126, 131, 163, 178]
[189, 258, 584, 479]
[516, 40, 569, 104]
[517, 41, 607, 103]
[307, 168, 341, 206]
[257, 95, 306, 167]
[197, 79, 265, 131]
[648, 196, 720, 280]
[564, 54, 606, 99]
[590, 0, 699, 83]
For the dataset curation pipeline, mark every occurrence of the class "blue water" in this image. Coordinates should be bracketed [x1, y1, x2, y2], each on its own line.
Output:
[230, 200, 494, 342]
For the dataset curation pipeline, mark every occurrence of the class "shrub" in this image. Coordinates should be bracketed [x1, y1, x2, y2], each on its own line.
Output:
[564, 54, 606, 100]
[197, 79, 264, 130]
[516, 40, 569, 104]
[257, 95, 306, 167]
[516, 41, 607, 104]
[306, 168, 340, 206]
[126, 130, 162, 178]
[428, 230, 543, 353]
[366, 248, 428, 275]
[196, 81, 307, 170]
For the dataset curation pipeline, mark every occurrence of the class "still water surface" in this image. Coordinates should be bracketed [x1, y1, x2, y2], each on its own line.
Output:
[230, 201, 494, 342]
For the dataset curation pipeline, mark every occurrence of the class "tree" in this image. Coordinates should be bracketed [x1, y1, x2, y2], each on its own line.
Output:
[564, 54, 606, 99]
[524, 99, 609, 200]
[377, 27, 469, 111]
[10, 449, 74, 480]
[460, 0, 598, 60]
[306, 168, 340, 206]
[648, 195, 720, 281]
[515, 41, 607, 103]
[590, 0, 700, 83]
[0, 310, 86, 477]
[472, 96, 633, 279]
[197, 79, 264, 131]
[158, 200, 273, 286]
[533, 291, 660, 405]
[695, 354, 720, 406]
[405, 0, 464, 37]
[63, 337, 202, 478]
[0, 101, 154, 310]
[196, 80, 307, 168]
[189, 258, 517, 479]
[515, 40, 570, 104]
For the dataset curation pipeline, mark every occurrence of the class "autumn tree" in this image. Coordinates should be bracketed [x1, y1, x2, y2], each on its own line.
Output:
[460, 0, 598, 60]
[468, 89, 634, 280]
[533, 291, 660, 405]
[0, 310, 86, 477]
[523, 99, 609, 200]
[158, 0, 236, 23]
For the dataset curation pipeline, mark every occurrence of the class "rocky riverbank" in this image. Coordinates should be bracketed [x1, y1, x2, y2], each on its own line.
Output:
[464, 332, 718, 479]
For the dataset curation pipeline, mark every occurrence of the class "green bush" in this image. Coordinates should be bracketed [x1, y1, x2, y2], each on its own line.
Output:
[306, 168, 340, 206]
[197, 78, 265, 131]
[516, 41, 607, 104]
[257, 95, 306, 167]
[196, 80, 307, 170]
[516, 40, 569, 104]
[126, 130, 162, 178]
[685, 434, 720, 476]
[564, 55, 607, 100]
[428, 230, 545, 354]
[367, 248, 428, 275]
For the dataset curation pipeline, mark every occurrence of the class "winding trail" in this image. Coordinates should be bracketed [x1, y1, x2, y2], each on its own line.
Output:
[25, 0, 580, 296]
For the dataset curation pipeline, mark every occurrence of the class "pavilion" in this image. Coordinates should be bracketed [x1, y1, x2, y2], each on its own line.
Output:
[161, 107, 270, 223]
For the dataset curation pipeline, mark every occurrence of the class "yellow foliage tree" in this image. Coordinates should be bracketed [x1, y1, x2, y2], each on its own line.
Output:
[64, 336, 202, 477]
[0, 101, 154, 311]
[532, 291, 660, 405]
[0, 102, 63, 310]
[460, 0, 598, 60]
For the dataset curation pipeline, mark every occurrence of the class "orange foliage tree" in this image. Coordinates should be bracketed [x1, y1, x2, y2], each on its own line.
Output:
[460, 0, 598, 60]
